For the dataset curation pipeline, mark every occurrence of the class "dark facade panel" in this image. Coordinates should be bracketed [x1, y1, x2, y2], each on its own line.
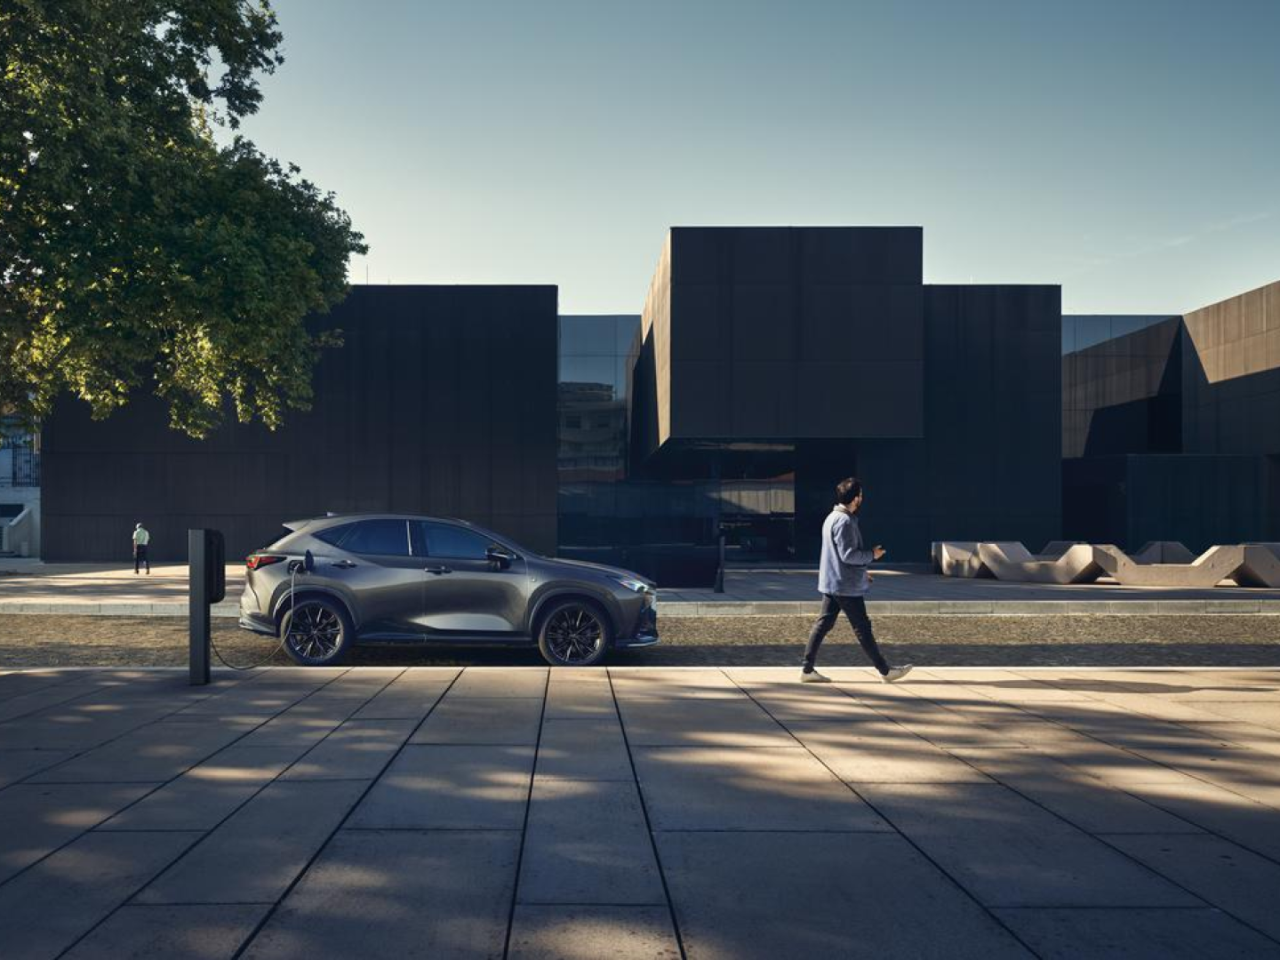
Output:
[42, 286, 559, 561]
[793, 284, 1063, 562]
[635, 226, 926, 460]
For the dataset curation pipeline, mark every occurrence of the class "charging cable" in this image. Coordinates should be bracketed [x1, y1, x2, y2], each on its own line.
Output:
[208, 557, 302, 671]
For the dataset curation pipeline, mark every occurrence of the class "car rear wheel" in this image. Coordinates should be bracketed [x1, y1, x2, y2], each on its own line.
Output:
[537, 599, 612, 667]
[280, 597, 354, 666]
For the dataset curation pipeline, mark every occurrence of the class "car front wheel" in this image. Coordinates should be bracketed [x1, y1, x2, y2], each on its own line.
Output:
[537, 599, 612, 667]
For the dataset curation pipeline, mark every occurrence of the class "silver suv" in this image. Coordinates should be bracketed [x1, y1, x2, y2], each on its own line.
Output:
[239, 514, 658, 667]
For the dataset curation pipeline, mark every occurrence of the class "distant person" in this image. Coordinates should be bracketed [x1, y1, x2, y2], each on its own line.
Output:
[132, 522, 151, 575]
[800, 477, 912, 684]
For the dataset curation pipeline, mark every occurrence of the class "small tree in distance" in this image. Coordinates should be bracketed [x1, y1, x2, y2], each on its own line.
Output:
[0, 0, 368, 437]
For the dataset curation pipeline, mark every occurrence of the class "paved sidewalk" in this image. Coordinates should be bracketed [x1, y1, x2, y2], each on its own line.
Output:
[2, 667, 1279, 958]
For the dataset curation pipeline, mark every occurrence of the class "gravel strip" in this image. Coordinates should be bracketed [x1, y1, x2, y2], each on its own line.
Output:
[1, 614, 1277, 668]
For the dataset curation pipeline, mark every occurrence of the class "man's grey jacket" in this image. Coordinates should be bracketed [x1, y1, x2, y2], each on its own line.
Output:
[817, 504, 875, 597]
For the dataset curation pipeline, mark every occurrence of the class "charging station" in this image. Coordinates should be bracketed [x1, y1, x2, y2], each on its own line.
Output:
[189, 528, 226, 685]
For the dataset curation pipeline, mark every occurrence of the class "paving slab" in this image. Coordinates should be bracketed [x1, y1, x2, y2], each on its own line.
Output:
[610, 668, 742, 700]
[787, 721, 992, 783]
[100, 744, 307, 831]
[858, 782, 1202, 908]
[137, 779, 369, 904]
[234, 698, 368, 747]
[411, 696, 544, 745]
[241, 829, 519, 960]
[733, 680, 883, 722]
[0, 748, 73, 788]
[536, 717, 632, 781]
[545, 671, 617, 718]
[0, 781, 158, 883]
[951, 745, 1203, 834]
[508, 905, 681, 960]
[448, 667, 547, 698]
[349, 744, 535, 830]
[63, 904, 272, 960]
[517, 778, 664, 905]
[657, 831, 1032, 960]
[634, 746, 887, 832]
[0, 830, 200, 960]
[1122, 779, 1280, 862]
[992, 906, 1280, 959]
[1106, 833, 1280, 941]
[616, 697, 793, 747]
[29, 716, 259, 783]
[350, 668, 458, 719]
[282, 719, 418, 780]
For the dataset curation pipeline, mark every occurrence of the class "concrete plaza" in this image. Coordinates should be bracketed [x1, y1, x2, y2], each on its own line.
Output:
[1, 666, 1279, 958]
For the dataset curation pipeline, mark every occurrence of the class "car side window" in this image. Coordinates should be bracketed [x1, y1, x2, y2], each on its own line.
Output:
[341, 519, 411, 556]
[420, 522, 494, 560]
[314, 523, 354, 547]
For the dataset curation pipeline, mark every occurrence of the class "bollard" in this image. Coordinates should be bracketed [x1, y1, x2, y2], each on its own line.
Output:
[714, 532, 726, 593]
[188, 529, 225, 685]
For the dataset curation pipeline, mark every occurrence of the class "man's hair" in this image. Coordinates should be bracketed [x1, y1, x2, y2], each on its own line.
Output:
[835, 477, 863, 505]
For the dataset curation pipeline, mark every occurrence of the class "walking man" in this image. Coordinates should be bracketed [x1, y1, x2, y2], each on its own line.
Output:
[132, 522, 151, 575]
[800, 477, 912, 683]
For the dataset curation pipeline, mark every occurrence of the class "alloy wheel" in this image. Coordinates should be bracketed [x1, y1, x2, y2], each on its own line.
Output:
[544, 605, 605, 665]
[285, 602, 343, 661]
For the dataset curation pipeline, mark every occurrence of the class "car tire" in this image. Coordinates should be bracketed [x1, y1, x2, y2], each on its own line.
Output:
[280, 596, 354, 666]
[536, 598, 612, 667]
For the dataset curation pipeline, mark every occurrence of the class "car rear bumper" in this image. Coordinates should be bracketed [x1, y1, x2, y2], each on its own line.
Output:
[239, 612, 277, 637]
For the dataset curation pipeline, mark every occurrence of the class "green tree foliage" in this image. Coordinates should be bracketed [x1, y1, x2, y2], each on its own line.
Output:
[0, 0, 367, 437]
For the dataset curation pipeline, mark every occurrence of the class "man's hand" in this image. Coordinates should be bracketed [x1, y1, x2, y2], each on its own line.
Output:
[867, 572, 875, 583]
[872, 545, 886, 561]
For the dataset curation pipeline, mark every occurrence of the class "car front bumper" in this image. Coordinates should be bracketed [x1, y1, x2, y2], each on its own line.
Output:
[616, 603, 659, 648]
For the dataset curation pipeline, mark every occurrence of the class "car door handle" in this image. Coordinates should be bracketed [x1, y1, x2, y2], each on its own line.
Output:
[425, 566, 452, 575]
[331, 560, 358, 569]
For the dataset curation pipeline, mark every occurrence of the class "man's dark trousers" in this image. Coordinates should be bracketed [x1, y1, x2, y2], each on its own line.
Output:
[134, 545, 149, 574]
[803, 594, 889, 674]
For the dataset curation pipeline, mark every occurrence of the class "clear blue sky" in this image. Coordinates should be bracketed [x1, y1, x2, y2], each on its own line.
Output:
[235, 0, 1280, 315]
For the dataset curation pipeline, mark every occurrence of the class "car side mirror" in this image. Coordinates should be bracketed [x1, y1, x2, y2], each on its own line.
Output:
[486, 545, 515, 568]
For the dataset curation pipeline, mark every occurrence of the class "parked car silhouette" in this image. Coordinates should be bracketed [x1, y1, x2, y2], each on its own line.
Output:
[239, 514, 658, 666]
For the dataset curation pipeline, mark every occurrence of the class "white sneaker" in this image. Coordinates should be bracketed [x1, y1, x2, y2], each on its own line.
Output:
[800, 669, 832, 683]
[881, 664, 914, 683]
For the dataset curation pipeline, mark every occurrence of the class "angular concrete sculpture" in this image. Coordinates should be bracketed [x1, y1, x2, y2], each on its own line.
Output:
[932, 541, 988, 578]
[1094, 544, 1245, 588]
[976, 542, 1105, 585]
[1232, 544, 1280, 588]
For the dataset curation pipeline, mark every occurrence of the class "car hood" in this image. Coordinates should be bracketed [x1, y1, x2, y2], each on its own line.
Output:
[543, 557, 654, 588]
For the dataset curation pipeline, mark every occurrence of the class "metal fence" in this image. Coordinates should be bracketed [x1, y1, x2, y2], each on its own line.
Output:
[0, 449, 40, 487]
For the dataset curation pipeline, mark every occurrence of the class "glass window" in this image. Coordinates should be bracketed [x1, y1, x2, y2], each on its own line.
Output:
[420, 521, 494, 559]
[313, 522, 354, 547]
[560, 316, 619, 356]
[341, 519, 410, 556]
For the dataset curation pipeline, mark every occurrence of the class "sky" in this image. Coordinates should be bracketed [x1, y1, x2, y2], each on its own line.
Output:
[230, 0, 1280, 316]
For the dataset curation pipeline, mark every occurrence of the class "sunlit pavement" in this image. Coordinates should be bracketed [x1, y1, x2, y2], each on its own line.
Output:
[1, 666, 1279, 959]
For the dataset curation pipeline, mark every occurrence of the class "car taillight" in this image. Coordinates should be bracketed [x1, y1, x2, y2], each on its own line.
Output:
[246, 554, 286, 571]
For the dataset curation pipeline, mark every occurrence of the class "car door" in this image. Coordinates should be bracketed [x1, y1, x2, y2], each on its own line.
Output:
[416, 521, 528, 634]
[326, 518, 425, 637]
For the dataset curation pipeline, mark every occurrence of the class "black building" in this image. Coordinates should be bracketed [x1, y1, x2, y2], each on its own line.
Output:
[1062, 281, 1280, 551]
[565, 227, 1062, 573]
[41, 286, 559, 561]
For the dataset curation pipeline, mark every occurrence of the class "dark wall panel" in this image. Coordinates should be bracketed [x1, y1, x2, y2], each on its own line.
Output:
[41, 286, 559, 561]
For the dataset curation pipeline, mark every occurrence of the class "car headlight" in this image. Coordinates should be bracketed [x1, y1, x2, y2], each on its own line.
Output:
[613, 577, 649, 593]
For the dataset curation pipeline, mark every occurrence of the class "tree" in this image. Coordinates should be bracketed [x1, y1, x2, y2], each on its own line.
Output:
[0, 0, 367, 437]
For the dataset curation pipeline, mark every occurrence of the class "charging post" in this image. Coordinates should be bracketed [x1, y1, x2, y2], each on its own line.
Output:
[189, 529, 226, 686]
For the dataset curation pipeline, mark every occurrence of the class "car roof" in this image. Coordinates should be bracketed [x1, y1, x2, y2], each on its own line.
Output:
[287, 514, 482, 531]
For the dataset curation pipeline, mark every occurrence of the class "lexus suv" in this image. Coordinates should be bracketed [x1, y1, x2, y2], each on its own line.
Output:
[239, 514, 658, 667]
